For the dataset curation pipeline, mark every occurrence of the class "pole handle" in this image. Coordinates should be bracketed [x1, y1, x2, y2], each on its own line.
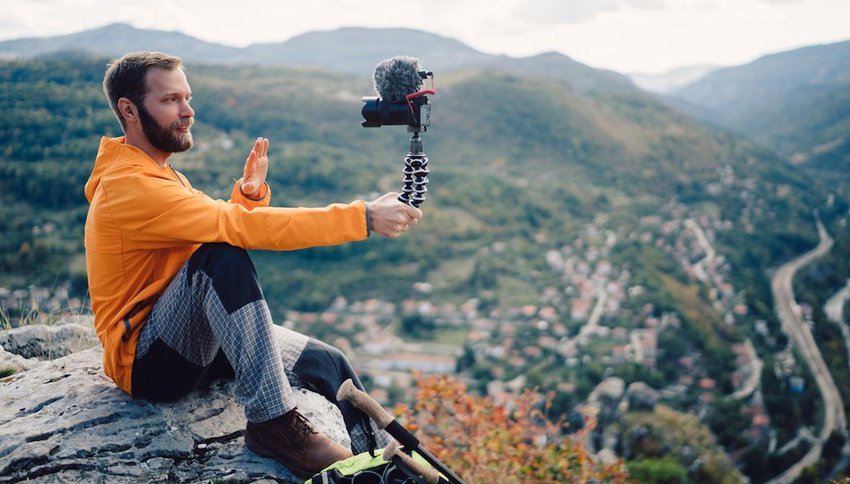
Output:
[383, 440, 441, 484]
[336, 379, 394, 428]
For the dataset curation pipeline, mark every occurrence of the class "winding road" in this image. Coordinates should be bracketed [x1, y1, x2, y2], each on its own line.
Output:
[767, 217, 847, 483]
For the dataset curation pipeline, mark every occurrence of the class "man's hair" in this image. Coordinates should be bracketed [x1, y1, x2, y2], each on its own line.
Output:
[103, 51, 183, 131]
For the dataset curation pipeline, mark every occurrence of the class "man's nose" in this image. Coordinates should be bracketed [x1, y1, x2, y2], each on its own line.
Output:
[181, 100, 195, 118]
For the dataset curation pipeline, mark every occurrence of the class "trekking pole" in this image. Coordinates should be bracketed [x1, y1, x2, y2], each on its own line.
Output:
[383, 440, 439, 484]
[337, 379, 466, 484]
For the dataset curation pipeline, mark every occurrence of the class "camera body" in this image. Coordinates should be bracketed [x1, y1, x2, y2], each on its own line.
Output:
[360, 95, 431, 130]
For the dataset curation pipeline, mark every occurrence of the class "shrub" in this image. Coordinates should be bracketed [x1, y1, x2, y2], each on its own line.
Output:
[394, 374, 629, 483]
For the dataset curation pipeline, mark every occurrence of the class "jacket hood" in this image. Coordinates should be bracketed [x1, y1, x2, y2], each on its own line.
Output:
[85, 136, 158, 203]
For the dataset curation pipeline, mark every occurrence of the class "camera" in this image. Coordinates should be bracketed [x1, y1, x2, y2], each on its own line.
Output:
[361, 70, 433, 130]
[361, 58, 434, 207]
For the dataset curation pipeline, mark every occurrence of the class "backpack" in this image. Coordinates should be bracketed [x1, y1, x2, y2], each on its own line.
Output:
[308, 447, 438, 484]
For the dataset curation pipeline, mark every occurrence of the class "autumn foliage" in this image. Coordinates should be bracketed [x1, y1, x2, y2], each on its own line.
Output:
[393, 374, 629, 483]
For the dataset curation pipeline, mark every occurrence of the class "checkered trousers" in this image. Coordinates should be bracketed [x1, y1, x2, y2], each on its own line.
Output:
[132, 243, 388, 453]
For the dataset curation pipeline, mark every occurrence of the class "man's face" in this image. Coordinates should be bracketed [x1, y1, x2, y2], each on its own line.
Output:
[137, 67, 195, 154]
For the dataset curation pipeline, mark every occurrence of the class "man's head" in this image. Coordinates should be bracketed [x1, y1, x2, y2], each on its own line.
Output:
[103, 52, 195, 155]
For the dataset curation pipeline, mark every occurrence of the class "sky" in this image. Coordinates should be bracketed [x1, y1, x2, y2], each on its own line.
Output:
[2, 0, 849, 74]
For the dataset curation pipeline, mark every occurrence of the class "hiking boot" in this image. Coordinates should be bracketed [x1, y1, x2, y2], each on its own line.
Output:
[244, 408, 353, 478]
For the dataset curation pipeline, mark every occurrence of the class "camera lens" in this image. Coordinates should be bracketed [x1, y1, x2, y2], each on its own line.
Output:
[361, 97, 430, 129]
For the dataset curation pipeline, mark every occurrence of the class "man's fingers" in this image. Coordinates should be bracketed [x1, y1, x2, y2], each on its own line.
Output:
[390, 224, 408, 238]
[245, 143, 257, 165]
[406, 205, 423, 222]
[252, 137, 267, 158]
[249, 137, 267, 160]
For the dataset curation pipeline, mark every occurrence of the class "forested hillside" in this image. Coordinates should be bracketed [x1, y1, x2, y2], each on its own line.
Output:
[669, 40, 850, 176]
[0, 53, 823, 307]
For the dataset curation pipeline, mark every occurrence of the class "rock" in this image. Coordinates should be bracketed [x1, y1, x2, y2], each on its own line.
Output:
[588, 377, 625, 405]
[0, 343, 41, 373]
[0, 317, 99, 360]
[624, 381, 660, 411]
[595, 448, 619, 465]
[0, 323, 352, 483]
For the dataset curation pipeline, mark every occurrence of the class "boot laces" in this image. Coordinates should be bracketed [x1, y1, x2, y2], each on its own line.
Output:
[283, 408, 317, 443]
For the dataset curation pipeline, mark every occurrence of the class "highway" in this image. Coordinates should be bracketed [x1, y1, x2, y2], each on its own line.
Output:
[767, 217, 847, 483]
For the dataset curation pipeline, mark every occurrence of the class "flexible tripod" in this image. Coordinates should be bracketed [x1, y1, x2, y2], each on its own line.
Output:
[398, 128, 430, 208]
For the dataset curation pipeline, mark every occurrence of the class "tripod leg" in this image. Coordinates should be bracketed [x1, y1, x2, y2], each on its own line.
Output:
[398, 132, 430, 208]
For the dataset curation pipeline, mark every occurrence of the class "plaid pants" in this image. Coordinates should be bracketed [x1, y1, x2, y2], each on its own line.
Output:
[132, 243, 389, 453]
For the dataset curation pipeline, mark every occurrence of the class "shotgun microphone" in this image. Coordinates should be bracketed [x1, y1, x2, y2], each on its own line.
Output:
[373, 56, 424, 103]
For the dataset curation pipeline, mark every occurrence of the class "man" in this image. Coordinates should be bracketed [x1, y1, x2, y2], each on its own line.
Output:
[84, 51, 422, 477]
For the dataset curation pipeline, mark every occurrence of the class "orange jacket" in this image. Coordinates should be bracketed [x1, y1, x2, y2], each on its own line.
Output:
[84, 136, 368, 394]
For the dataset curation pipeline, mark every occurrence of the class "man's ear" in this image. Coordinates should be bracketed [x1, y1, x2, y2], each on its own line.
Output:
[117, 98, 138, 122]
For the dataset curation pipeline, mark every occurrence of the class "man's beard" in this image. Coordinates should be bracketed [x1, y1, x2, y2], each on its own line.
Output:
[137, 103, 193, 153]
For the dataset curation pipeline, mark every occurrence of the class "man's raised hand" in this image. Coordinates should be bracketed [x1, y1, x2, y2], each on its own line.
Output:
[367, 192, 423, 238]
[240, 137, 269, 198]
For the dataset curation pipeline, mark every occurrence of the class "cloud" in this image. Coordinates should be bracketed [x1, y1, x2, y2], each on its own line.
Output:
[515, 0, 667, 25]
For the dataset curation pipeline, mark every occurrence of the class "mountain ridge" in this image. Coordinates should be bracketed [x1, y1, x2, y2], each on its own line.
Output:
[0, 22, 635, 93]
[667, 39, 850, 171]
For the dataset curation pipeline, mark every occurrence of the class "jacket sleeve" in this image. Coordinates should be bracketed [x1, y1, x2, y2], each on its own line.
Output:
[229, 178, 271, 210]
[102, 172, 367, 251]
[173, 169, 271, 210]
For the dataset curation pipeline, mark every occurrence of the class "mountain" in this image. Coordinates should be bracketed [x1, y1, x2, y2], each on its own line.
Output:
[0, 22, 243, 63]
[242, 27, 486, 72]
[0, 23, 635, 93]
[628, 64, 718, 93]
[668, 40, 850, 172]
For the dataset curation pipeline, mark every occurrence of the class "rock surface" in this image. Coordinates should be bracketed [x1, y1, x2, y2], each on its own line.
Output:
[588, 376, 625, 404]
[0, 322, 351, 483]
[623, 381, 660, 412]
[0, 317, 99, 360]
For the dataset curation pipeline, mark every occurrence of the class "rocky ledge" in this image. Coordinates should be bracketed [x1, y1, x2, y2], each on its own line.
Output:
[0, 320, 350, 483]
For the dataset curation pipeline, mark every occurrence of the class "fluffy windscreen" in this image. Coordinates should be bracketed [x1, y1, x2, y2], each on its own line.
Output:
[373, 56, 423, 103]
